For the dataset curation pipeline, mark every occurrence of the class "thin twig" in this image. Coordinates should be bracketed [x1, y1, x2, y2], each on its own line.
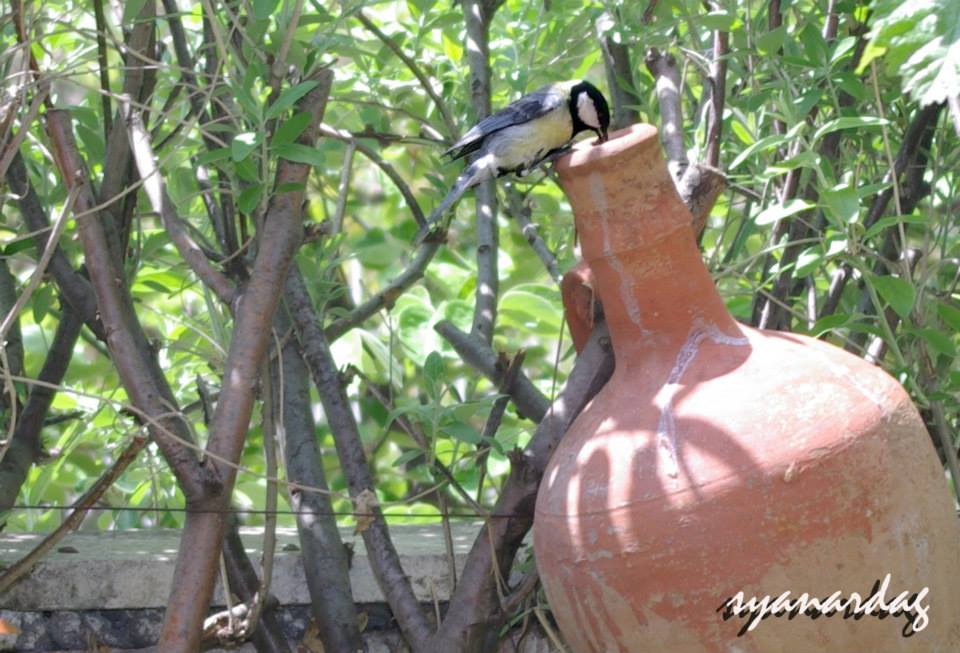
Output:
[705, 12, 728, 169]
[0, 187, 78, 460]
[92, 0, 112, 138]
[597, 10, 640, 130]
[320, 124, 427, 228]
[123, 98, 237, 306]
[0, 432, 148, 595]
[324, 241, 441, 342]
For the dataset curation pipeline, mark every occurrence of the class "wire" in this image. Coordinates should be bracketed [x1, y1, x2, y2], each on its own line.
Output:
[5, 504, 523, 519]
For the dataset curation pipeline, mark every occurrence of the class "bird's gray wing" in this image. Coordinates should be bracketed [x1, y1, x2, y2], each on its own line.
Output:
[444, 85, 566, 160]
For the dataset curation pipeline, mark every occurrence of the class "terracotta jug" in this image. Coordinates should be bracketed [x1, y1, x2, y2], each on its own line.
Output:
[533, 124, 960, 652]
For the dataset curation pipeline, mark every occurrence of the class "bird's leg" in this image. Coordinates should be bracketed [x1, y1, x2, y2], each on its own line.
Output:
[518, 144, 574, 176]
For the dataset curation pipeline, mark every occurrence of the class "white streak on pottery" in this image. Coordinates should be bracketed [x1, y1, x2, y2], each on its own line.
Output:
[656, 324, 749, 478]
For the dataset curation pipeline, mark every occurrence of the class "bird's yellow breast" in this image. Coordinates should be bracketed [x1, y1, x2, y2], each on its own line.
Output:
[487, 105, 574, 170]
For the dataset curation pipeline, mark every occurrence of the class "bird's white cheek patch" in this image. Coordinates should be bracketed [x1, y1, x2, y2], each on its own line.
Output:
[578, 93, 601, 130]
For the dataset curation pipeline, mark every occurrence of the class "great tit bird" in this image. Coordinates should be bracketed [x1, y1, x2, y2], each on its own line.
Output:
[415, 79, 610, 243]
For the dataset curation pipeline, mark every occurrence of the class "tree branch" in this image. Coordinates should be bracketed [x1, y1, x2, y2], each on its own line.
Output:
[705, 17, 728, 169]
[97, 0, 157, 262]
[275, 308, 362, 652]
[320, 125, 427, 228]
[284, 266, 432, 650]
[0, 306, 82, 511]
[597, 11, 640, 130]
[645, 47, 688, 181]
[464, 0, 499, 345]
[429, 323, 614, 651]
[5, 151, 105, 340]
[45, 110, 210, 498]
[820, 103, 943, 319]
[434, 320, 549, 423]
[504, 187, 562, 283]
[124, 100, 237, 306]
[325, 240, 441, 342]
[158, 70, 333, 652]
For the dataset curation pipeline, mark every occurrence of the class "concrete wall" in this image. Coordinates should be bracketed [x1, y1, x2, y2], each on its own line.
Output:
[0, 523, 554, 652]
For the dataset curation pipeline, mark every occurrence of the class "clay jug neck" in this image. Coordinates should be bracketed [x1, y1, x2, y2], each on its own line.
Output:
[556, 124, 742, 369]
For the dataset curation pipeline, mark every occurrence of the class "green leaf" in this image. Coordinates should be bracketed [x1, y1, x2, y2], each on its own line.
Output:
[393, 449, 425, 467]
[442, 33, 462, 63]
[32, 284, 53, 324]
[919, 327, 957, 360]
[237, 184, 263, 214]
[441, 422, 481, 445]
[862, 214, 928, 240]
[196, 148, 231, 166]
[821, 184, 860, 224]
[701, 11, 740, 32]
[813, 116, 890, 142]
[574, 50, 602, 80]
[728, 133, 789, 170]
[253, 0, 280, 20]
[274, 143, 325, 167]
[231, 133, 259, 162]
[272, 111, 312, 145]
[938, 303, 960, 331]
[867, 0, 960, 105]
[809, 313, 853, 338]
[264, 81, 320, 120]
[870, 274, 915, 319]
[794, 247, 822, 277]
[4, 236, 36, 256]
[757, 26, 786, 55]
[423, 351, 444, 400]
[754, 199, 814, 226]
[730, 120, 754, 145]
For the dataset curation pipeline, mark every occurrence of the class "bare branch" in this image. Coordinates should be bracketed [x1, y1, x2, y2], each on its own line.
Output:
[325, 241, 441, 342]
[504, 188, 562, 283]
[158, 70, 333, 652]
[98, 0, 157, 261]
[645, 47, 688, 181]
[92, 0, 112, 138]
[46, 109, 209, 497]
[464, 0, 500, 345]
[597, 11, 640, 130]
[219, 515, 289, 653]
[274, 308, 361, 652]
[284, 266, 432, 649]
[705, 21, 728, 169]
[429, 323, 614, 650]
[0, 307, 82, 511]
[320, 125, 427, 228]
[434, 320, 549, 422]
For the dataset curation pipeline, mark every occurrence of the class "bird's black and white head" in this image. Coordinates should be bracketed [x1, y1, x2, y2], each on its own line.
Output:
[569, 80, 611, 143]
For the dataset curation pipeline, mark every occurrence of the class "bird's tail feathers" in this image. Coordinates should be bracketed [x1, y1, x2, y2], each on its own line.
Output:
[413, 156, 493, 244]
